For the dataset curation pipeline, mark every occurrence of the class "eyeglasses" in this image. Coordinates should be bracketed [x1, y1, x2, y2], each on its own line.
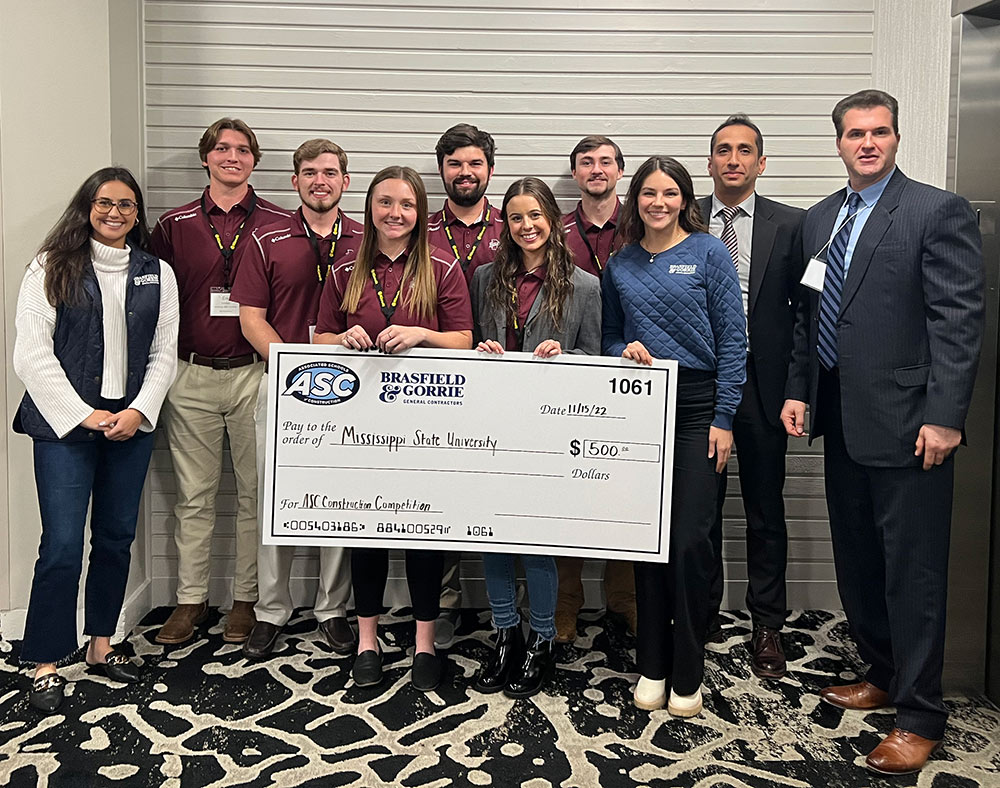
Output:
[92, 198, 137, 216]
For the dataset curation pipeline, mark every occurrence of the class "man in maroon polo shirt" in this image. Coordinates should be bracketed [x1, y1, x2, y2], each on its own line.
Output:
[232, 139, 363, 659]
[556, 135, 637, 644]
[151, 118, 290, 647]
[428, 123, 503, 286]
[427, 123, 502, 647]
[562, 135, 625, 278]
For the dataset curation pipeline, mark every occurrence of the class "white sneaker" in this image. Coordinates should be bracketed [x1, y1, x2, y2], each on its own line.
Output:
[667, 687, 703, 717]
[633, 676, 667, 710]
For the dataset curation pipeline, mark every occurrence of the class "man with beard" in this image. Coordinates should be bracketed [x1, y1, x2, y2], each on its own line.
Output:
[428, 123, 503, 647]
[428, 124, 503, 285]
[231, 139, 362, 659]
[555, 135, 637, 644]
[562, 136, 624, 278]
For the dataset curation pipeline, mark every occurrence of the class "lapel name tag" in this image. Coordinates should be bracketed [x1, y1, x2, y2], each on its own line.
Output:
[801, 257, 827, 292]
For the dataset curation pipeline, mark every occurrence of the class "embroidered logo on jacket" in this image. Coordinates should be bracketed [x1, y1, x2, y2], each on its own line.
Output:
[669, 264, 696, 275]
[133, 274, 160, 286]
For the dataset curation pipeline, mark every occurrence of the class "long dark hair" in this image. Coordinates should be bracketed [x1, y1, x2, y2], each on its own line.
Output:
[618, 156, 706, 245]
[486, 177, 575, 331]
[340, 166, 436, 322]
[38, 166, 150, 307]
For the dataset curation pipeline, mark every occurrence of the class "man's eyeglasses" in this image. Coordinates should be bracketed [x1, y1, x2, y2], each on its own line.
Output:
[92, 198, 137, 216]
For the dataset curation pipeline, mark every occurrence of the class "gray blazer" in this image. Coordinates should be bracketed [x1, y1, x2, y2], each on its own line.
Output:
[470, 263, 602, 355]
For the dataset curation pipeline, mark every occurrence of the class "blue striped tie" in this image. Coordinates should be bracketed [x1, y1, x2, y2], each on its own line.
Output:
[817, 192, 862, 371]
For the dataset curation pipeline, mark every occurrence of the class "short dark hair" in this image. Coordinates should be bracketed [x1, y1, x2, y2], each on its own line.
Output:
[569, 136, 624, 171]
[619, 156, 707, 245]
[198, 118, 262, 167]
[832, 89, 899, 138]
[435, 124, 496, 168]
[710, 114, 764, 156]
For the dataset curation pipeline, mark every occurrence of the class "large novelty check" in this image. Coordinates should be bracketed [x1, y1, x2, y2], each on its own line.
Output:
[262, 346, 677, 562]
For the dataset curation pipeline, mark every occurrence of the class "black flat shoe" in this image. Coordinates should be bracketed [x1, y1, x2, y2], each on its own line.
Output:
[411, 652, 443, 692]
[29, 673, 66, 713]
[87, 649, 140, 684]
[474, 625, 524, 694]
[352, 650, 383, 687]
[504, 629, 554, 699]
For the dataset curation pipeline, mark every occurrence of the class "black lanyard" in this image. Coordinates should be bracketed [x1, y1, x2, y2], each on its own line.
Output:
[370, 266, 402, 326]
[301, 210, 341, 285]
[574, 206, 614, 272]
[443, 203, 492, 272]
[200, 191, 257, 288]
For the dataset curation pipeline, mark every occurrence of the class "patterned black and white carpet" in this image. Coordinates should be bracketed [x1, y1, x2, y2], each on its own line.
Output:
[1, 607, 998, 787]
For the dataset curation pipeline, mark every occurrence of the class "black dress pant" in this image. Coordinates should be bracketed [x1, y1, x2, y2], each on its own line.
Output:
[709, 357, 789, 629]
[817, 368, 953, 740]
[635, 371, 718, 694]
[351, 548, 444, 622]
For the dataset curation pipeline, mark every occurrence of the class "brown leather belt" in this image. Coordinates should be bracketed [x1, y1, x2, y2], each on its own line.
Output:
[187, 352, 259, 370]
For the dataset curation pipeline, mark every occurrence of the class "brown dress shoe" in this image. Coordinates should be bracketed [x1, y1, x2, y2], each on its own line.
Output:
[317, 616, 357, 654]
[865, 728, 942, 775]
[554, 608, 578, 644]
[223, 601, 257, 643]
[155, 602, 209, 645]
[750, 625, 786, 679]
[820, 680, 891, 710]
[607, 605, 638, 637]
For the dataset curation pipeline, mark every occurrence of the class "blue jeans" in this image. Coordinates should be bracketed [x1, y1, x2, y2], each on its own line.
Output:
[482, 552, 557, 640]
[20, 426, 155, 664]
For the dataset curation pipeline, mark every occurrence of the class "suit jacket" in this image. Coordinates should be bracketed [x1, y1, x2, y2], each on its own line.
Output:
[699, 194, 805, 426]
[469, 263, 602, 355]
[785, 168, 984, 467]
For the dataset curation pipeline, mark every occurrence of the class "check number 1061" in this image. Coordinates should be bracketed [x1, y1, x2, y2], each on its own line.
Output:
[609, 378, 653, 396]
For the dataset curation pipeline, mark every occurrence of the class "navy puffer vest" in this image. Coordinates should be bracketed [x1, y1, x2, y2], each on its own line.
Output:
[14, 248, 161, 441]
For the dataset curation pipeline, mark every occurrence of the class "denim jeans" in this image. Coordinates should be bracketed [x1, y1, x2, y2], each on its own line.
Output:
[20, 424, 155, 664]
[482, 552, 557, 640]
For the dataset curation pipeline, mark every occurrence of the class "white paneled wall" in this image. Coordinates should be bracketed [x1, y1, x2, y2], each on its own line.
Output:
[143, 0, 876, 610]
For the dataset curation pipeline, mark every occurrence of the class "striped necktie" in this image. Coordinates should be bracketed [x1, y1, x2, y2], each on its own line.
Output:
[720, 206, 740, 269]
[817, 192, 863, 371]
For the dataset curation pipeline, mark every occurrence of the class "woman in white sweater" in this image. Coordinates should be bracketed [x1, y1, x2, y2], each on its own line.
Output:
[13, 167, 179, 713]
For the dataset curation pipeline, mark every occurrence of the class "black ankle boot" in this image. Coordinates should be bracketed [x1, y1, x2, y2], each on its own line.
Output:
[474, 624, 524, 694]
[504, 628, 554, 699]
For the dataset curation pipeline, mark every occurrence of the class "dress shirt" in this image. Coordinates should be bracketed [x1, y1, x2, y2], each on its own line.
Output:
[710, 192, 754, 317]
[823, 167, 895, 276]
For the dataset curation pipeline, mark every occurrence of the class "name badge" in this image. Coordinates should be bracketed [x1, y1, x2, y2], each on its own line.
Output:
[801, 257, 827, 292]
[210, 287, 240, 317]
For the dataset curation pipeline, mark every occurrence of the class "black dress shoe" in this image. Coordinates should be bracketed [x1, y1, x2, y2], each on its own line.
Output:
[243, 621, 282, 660]
[474, 625, 524, 694]
[750, 625, 787, 679]
[88, 649, 140, 683]
[352, 650, 383, 687]
[411, 652, 444, 692]
[504, 629, 554, 699]
[704, 613, 725, 645]
[318, 616, 357, 654]
[29, 673, 66, 713]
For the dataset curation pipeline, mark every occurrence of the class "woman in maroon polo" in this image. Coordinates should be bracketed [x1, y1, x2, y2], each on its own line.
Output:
[314, 165, 472, 692]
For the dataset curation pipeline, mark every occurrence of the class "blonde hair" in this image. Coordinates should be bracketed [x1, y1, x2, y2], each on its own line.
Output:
[340, 166, 436, 322]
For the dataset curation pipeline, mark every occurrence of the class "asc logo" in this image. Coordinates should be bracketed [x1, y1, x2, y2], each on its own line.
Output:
[282, 362, 359, 405]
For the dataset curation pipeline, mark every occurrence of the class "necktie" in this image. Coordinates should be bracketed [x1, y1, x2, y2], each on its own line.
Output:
[817, 192, 863, 371]
[720, 206, 740, 269]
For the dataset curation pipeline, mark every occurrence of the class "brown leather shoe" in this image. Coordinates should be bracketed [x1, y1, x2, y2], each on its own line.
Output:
[317, 616, 357, 654]
[820, 680, 890, 710]
[223, 600, 257, 643]
[155, 602, 209, 645]
[554, 607, 578, 644]
[750, 625, 786, 679]
[865, 728, 942, 775]
[608, 605, 638, 637]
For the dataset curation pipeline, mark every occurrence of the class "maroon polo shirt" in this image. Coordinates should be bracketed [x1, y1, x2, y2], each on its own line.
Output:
[230, 208, 364, 346]
[561, 199, 622, 279]
[315, 245, 473, 342]
[427, 200, 504, 284]
[150, 186, 291, 359]
[505, 265, 547, 351]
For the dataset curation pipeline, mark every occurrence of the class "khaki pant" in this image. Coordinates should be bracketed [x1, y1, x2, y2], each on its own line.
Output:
[555, 557, 636, 615]
[253, 373, 352, 626]
[439, 552, 462, 610]
[163, 359, 264, 604]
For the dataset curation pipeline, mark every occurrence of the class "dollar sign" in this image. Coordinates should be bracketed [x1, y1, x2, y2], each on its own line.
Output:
[569, 439, 580, 457]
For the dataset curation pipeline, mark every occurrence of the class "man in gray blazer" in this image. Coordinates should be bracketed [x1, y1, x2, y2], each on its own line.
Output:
[782, 89, 983, 775]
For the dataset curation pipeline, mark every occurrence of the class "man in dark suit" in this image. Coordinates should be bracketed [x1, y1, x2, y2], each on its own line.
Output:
[782, 89, 983, 775]
[700, 114, 803, 680]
